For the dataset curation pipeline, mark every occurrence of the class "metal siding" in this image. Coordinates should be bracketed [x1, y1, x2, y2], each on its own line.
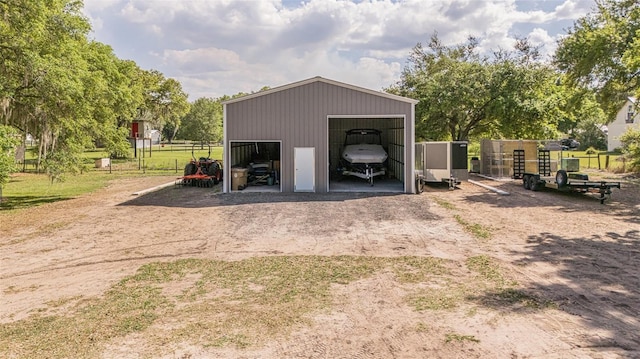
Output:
[227, 81, 414, 193]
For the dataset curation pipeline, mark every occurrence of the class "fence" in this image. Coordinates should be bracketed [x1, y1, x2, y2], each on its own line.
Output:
[15, 143, 224, 175]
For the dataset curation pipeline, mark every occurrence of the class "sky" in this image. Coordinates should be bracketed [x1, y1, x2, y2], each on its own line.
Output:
[81, 0, 597, 101]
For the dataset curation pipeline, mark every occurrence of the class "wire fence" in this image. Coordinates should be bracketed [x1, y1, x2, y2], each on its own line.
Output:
[15, 142, 224, 175]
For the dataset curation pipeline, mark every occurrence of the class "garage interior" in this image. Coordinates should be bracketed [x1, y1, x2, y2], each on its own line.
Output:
[328, 117, 405, 192]
[229, 141, 281, 192]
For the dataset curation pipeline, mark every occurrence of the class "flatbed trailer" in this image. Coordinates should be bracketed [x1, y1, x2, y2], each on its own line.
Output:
[514, 149, 621, 204]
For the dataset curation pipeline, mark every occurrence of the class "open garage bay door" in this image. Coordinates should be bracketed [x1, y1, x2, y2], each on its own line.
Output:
[228, 141, 281, 192]
[328, 117, 405, 192]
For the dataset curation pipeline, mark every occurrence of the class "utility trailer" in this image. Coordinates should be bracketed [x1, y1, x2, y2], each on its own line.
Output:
[415, 141, 468, 193]
[513, 149, 621, 204]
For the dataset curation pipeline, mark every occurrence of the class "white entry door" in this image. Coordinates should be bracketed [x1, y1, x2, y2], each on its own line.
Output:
[294, 147, 315, 192]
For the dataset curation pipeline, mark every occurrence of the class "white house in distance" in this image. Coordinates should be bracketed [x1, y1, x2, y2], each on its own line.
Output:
[608, 97, 640, 151]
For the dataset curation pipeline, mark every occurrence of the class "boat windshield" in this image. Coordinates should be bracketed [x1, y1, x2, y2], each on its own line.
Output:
[343, 129, 382, 146]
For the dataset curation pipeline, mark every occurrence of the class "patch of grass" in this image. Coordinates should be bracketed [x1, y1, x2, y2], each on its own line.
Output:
[407, 256, 520, 312]
[0, 170, 174, 212]
[466, 255, 514, 288]
[4, 256, 452, 358]
[409, 285, 466, 311]
[0, 173, 111, 211]
[485, 288, 556, 310]
[3, 284, 41, 294]
[0, 255, 553, 358]
[0, 282, 167, 358]
[445, 332, 480, 344]
[390, 256, 449, 283]
[454, 215, 492, 240]
[2, 145, 221, 212]
[416, 322, 430, 332]
[45, 296, 84, 309]
[432, 197, 457, 210]
[465, 256, 554, 310]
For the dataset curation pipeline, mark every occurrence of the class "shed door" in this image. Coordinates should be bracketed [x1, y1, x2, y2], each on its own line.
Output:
[131, 122, 139, 138]
[294, 147, 315, 192]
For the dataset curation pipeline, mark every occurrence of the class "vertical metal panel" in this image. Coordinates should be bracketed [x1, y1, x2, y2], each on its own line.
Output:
[226, 81, 414, 193]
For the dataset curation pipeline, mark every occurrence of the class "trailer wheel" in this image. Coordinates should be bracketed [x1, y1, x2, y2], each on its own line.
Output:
[528, 175, 540, 191]
[556, 170, 568, 188]
[523, 175, 531, 190]
[416, 177, 424, 194]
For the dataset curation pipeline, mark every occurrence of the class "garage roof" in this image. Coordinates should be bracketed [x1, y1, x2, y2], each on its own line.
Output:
[221, 76, 419, 105]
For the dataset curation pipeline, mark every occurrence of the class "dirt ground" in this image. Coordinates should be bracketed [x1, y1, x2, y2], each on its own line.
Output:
[1, 171, 639, 358]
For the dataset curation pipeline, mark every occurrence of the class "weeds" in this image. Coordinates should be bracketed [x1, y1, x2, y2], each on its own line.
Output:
[433, 197, 457, 210]
[445, 332, 480, 343]
[0, 255, 553, 358]
[0, 256, 440, 358]
[454, 215, 492, 239]
[466, 255, 511, 287]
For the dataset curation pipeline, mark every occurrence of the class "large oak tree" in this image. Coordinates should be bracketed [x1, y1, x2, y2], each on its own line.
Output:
[555, 0, 640, 118]
[388, 34, 566, 142]
[1, 0, 189, 181]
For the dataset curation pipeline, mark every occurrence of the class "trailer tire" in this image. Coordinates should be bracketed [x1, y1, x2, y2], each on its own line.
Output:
[556, 170, 568, 188]
[523, 175, 531, 190]
[528, 175, 540, 191]
[416, 177, 424, 194]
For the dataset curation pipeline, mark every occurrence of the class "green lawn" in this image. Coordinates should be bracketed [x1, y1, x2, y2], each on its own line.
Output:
[466, 150, 624, 172]
[3, 143, 224, 211]
[0, 172, 167, 211]
[2, 144, 628, 212]
[558, 150, 623, 171]
[18, 144, 223, 173]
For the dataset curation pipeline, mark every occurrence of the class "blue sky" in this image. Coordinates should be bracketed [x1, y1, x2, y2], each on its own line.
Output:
[82, 0, 596, 100]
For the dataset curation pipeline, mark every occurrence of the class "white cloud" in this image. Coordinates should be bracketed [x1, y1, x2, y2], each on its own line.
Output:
[83, 0, 122, 13]
[84, 0, 597, 99]
[554, 0, 593, 20]
[161, 47, 244, 73]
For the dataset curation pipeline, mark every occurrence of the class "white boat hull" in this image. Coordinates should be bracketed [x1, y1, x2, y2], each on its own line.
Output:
[342, 144, 388, 164]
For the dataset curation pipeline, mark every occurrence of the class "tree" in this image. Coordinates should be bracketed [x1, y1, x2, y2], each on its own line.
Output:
[137, 70, 190, 144]
[1, 0, 95, 179]
[1, 0, 190, 177]
[82, 42, 146, 158]
[575, 116, 608, 151]
[388, 34, 564, 141]
[563, 90, 608, 150]
[554, 0, 640, 118]
[619, 127, 640, 171]
[0, 125, 20, 202]
[177, 97, 224, 143]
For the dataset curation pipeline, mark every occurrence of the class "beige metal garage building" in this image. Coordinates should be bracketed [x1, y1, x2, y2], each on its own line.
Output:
[222, 76, 418, 193]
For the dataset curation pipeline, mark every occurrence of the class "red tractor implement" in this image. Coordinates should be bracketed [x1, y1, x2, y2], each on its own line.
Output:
[177, 144, 222, 188]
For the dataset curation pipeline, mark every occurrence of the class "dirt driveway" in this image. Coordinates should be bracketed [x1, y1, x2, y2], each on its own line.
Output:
[1, 172, 639, 358]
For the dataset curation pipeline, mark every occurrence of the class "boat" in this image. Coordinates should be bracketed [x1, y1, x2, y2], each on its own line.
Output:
[338, 129, 388, 185]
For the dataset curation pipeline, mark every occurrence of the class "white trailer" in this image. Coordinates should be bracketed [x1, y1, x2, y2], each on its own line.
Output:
[415, 141, 468, 193]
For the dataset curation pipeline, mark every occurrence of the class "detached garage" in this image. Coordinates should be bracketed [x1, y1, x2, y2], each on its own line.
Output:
[222, 76, 418, 193]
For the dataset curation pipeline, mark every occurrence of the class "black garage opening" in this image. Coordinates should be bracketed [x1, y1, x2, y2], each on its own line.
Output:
[228, 141, 281, 192]
[328, 116, 405, 192]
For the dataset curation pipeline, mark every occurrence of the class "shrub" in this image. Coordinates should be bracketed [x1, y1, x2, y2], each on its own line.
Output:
[619, 128, 640, 172]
